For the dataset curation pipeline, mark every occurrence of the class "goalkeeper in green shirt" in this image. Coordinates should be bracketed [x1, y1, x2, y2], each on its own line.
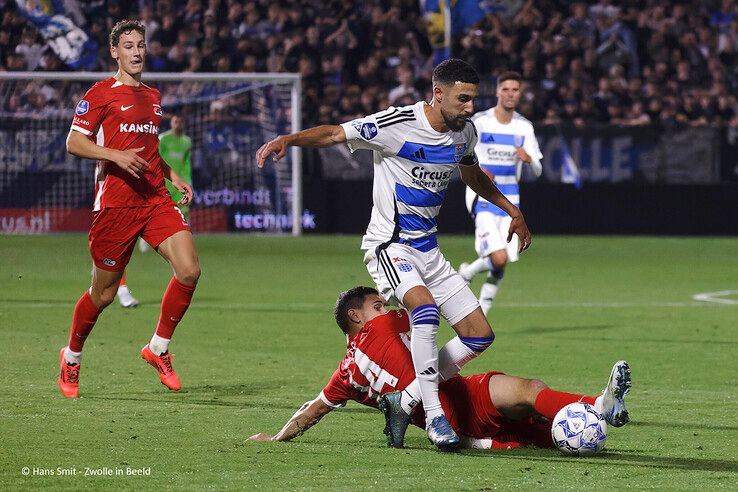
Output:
[159, 115, 192, 219]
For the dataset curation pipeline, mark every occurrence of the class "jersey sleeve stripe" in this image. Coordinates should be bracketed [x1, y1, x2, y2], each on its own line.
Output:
[378, 116, 416, 129]
[71, 124, 92, 136]
[376, 108, 414, 124]
[318, 391, 345, 409]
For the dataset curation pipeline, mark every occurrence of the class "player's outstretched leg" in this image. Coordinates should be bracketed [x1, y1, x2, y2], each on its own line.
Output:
[595, 360, 631, 427]
[458, 257, 488, 283]
[378, 391, 412, 448]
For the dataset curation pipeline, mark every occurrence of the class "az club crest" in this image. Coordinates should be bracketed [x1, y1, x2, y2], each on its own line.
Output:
[153, 104, 162, 116]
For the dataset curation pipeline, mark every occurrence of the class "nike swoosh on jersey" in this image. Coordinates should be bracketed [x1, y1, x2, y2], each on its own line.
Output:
[121, 105, 134, 111]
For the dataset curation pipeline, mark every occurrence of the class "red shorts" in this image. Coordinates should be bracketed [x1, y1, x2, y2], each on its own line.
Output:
[438, 372, 552, 448]
[89, 201, 190, 271]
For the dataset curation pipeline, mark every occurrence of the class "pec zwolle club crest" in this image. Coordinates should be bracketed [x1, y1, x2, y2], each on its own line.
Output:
[454, 143, 467, 163]
[392, 256, 413, 272]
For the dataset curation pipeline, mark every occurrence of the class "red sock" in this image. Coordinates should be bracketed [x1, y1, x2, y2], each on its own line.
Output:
[156, 276, 196, 339]
[119, 271, 127, 287]
[68, 291, 102, 352]
[534, 388, 597, 420]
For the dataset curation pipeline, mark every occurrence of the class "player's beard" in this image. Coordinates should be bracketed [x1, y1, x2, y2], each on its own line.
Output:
[441, 107, 467, 131]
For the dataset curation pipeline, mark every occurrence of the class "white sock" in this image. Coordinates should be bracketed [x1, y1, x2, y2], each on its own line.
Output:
[409, 304, 443, 425]
[149, 334, 170, 355]
[459, 257, 489, 281]
[402, 337, 491, 413]
[479, 281, 500, 315]
[438, 336, 479, 381]
[400, 380, 421, 415]
[64, 347, 82, 365]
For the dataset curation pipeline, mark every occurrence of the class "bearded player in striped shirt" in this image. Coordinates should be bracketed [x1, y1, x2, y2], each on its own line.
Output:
[58, 20, 200, 398]
[256, 59, 531, 450]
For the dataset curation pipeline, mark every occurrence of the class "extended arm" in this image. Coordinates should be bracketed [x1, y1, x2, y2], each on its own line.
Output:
[66, 129, 149, 179]
[459, 163, 532, 251]
[247, 397, 335, 442]
[255, 125, 347, 168]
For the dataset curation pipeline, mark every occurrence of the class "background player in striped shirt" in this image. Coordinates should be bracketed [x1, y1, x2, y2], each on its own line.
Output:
[459, 72, 543, 315]
[246, 287, 631, 449]
[256, 59, 532, 450]
[58, 20, 200, 398]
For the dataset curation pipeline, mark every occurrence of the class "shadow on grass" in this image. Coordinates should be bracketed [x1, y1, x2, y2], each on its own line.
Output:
[514, 324, 614, 335]
[85, 382, 287, 408]
[512, 324, 738, 345]
[455, 447, 738, 473]
[630, 419, 738, 432]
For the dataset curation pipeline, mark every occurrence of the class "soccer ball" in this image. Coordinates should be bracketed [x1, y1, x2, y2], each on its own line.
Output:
[551, 402, 607, 456]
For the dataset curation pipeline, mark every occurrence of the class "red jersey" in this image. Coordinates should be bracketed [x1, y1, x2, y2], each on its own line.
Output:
[320, 310, 509, 440]
[320, 309, 417, 409]
[71, 77, 170, 211]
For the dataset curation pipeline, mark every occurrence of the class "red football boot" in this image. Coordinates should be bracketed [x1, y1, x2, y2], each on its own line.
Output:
[141, 345, 181, 391]
[58, 347, 80, 398]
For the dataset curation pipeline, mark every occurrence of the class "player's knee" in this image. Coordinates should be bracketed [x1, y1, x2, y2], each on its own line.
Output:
[177, 264, 201, 285]
[94, 290, 116, 308]
[488, 252, 508, 271]
[527, 379, 548, 401]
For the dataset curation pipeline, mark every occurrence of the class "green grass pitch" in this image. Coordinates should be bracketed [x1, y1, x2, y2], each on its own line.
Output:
[1, 234, 737, 490]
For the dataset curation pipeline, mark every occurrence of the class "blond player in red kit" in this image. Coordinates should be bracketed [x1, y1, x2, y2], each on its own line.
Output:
[58, 20, 201, 398]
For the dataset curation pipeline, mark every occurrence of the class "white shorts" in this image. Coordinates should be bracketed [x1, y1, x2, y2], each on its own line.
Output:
[364, 243, 479, 326]
[474, 212, 519, 262]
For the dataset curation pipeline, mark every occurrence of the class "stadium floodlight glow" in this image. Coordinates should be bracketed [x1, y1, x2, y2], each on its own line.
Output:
[0, 72, 303, 236]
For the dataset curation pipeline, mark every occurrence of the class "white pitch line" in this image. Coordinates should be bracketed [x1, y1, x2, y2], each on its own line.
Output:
[1, 300, 733, 310]
[692, 290, 738, 305]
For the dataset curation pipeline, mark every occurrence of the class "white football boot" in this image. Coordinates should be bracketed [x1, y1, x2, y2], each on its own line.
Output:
[117, 284, 139, 308]
[595, 360, 631, 427]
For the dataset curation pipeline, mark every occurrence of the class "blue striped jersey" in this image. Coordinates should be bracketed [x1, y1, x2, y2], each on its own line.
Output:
[340, 101, 478, 253]
[465, 109, 542, 217]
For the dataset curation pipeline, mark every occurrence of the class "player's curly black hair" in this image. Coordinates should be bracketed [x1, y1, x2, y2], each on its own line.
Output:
[333, 286, 379, 334]
[110, 19, 146, 47]
[432, 58, 480, 86]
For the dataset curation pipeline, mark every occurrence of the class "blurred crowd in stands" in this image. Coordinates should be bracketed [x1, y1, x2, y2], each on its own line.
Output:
[1, 0, 737, 129]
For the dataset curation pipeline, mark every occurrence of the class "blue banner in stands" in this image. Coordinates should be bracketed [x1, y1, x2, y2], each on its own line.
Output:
[15, 0, 98, 70]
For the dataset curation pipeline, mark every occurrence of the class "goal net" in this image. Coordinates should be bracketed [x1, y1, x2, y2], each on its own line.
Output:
[0, 72, 303, 235]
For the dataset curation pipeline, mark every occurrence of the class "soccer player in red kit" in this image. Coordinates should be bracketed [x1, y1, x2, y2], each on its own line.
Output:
[248, 287, 631, 449]
[58, 20, 200, 398]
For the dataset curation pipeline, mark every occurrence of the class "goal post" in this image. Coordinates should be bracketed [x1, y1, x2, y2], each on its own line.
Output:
[0, 71, 303, 235]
